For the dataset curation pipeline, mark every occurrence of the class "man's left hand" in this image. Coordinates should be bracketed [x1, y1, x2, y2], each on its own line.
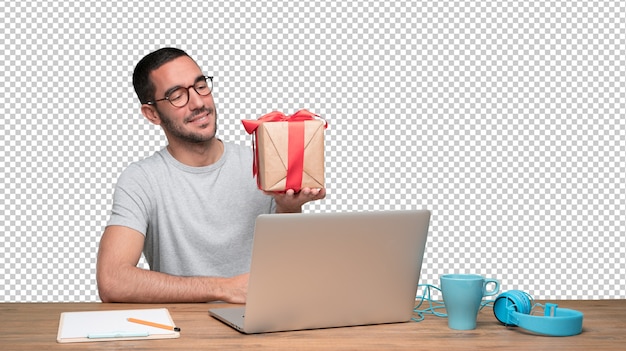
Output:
[266, 187, 326, 213]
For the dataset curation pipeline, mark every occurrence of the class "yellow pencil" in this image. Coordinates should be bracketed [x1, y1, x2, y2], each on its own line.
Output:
[127, 317, 181, 332]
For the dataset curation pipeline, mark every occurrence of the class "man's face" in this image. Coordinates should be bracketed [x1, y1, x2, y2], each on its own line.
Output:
[148, 56, 217, 143]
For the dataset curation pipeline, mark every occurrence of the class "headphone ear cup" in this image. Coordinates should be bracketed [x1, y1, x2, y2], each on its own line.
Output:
[493, 290, 532, 326]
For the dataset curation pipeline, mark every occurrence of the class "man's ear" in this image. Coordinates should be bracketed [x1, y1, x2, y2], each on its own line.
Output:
[141, 104, 161, 125]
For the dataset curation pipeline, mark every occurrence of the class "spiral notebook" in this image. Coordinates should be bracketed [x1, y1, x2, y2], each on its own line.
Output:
[57, 308, 180, 343]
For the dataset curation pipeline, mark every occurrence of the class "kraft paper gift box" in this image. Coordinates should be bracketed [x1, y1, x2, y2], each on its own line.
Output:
[242, 110, 327, 192]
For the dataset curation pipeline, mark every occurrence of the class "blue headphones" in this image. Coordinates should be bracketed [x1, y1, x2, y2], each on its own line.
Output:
[492, 290, 584, 336]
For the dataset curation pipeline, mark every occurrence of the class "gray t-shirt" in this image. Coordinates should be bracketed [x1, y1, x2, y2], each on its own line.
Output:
[106, 141, 275, 277]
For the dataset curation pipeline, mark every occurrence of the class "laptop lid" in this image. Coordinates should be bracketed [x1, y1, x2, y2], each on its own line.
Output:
[209, 210, 431, 334]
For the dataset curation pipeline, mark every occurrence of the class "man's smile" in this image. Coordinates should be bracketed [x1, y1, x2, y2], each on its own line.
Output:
[185, 108, 213, 124]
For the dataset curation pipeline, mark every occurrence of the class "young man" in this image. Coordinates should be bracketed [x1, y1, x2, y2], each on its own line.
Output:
[96, 48, 325, 303]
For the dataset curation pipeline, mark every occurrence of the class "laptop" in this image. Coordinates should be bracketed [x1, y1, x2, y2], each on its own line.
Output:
[209, 210, 431, 334]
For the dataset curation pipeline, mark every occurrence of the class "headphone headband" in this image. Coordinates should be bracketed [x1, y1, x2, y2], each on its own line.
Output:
[493, 290, 583, 337]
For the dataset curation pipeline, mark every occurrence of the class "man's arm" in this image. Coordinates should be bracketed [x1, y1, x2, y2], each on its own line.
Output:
[96, 225, 248, 303]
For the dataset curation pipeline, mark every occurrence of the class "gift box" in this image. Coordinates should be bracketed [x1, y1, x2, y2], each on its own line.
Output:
[242, 110, 327, 192]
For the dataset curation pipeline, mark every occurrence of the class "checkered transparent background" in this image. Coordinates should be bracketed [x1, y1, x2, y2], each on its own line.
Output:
[1, 1, 624, 302]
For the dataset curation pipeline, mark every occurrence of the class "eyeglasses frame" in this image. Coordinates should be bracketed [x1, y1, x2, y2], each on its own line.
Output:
[144, 75, 213, 107]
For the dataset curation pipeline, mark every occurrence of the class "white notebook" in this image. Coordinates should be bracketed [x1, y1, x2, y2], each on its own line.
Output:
[57, 308, 180, 343]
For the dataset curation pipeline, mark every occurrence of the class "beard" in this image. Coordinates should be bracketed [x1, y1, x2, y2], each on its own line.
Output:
[158, 105, 218, 143]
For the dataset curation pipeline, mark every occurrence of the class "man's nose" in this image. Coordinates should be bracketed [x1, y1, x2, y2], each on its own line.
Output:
[187, 87, 206, 109]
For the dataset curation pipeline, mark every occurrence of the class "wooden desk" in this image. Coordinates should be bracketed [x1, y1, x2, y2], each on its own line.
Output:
[1, 300, 624, 350]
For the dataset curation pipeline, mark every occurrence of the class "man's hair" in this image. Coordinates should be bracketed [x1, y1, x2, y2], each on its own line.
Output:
[133, 47, 191, 104]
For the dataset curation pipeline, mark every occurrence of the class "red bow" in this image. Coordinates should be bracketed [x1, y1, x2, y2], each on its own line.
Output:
[242, 109, 325, 134]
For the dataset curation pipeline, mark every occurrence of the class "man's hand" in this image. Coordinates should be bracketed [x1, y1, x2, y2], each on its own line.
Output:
[266, 187, 326, 213]
[221, 273, 249, 304]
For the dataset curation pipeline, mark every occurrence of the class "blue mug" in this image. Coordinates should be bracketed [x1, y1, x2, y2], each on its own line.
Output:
[440, 274, 500, 330]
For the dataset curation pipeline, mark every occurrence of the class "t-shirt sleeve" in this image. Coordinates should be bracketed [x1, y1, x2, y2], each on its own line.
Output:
[106, 164, 152, 236]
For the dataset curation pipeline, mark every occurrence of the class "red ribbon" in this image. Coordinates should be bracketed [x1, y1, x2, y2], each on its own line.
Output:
[242, 109, 327, 191]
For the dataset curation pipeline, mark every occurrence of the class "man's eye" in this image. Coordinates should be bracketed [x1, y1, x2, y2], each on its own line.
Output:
[169, 90, 184, 101]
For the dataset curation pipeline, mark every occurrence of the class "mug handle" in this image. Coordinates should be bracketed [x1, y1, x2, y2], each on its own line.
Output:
[483, 278, 501, 297]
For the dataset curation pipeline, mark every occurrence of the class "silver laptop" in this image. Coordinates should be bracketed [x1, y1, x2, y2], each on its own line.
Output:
[209, 210, 431, 334]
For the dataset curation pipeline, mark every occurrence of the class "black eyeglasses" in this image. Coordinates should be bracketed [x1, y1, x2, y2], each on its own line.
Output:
[145, 76, 213, 107]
